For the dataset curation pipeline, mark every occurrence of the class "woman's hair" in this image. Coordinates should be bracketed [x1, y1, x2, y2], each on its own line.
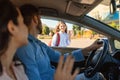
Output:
[20, 4, 42, 34]
[55, 21, 67, 33]
[0, 0, 18, 75]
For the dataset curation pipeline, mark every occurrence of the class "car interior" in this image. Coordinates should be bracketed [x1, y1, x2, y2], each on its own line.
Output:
[11, 0, 120, 80]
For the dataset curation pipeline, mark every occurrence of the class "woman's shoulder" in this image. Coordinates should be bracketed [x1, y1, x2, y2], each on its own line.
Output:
[0, 64, 28, 80]
[12, 62, 28, 80]
[0, 67, 12, 80]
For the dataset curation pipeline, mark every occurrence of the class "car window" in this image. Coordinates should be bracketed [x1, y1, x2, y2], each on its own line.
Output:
[37, 18, 106, 48]
[114, 40, 120, 49]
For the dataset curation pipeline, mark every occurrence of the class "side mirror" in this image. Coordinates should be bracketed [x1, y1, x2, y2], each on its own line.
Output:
[110, 0, 116, 14]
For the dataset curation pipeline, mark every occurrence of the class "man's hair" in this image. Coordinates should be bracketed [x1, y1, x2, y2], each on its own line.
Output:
[20, 4, 42, 34]
[20, 4, 39, 27]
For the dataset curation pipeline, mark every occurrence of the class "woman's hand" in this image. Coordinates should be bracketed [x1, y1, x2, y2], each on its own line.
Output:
[54, 56, 79, 80]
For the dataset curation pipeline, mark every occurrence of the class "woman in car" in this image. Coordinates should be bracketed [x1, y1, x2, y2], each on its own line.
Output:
[0, 0, 79, 80]
[51, 21, 71, 47]
[0, 0, 28, 80]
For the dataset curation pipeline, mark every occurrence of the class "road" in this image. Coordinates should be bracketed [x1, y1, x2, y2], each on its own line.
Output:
[40, 38, 95, 48]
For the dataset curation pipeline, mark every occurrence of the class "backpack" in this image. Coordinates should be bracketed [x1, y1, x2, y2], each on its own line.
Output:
[55, 33, 60, 46]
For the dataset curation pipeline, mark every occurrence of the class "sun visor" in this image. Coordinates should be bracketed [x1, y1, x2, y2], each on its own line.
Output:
[66, 0, 102, 16]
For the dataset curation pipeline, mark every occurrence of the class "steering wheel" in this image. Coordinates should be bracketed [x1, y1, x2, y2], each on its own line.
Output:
[84, 39, 109, 78]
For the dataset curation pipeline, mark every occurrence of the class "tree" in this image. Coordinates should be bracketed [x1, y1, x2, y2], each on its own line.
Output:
[109, 21, 119, 29]
[72, 25, 81, 36]
[42, 25, 50, 35]
[73, 25, 81, 31]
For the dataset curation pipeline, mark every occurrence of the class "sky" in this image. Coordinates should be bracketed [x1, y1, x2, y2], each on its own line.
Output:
[41, 18, 73, 30]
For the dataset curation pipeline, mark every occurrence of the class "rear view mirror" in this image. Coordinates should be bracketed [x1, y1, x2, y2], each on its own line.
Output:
[110, 0, 116, 14]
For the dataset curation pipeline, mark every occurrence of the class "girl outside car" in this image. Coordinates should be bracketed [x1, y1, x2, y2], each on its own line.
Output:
[51, 21, 71, 47]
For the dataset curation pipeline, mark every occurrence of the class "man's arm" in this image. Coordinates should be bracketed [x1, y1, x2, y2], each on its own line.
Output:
[81, 39, 103, 56]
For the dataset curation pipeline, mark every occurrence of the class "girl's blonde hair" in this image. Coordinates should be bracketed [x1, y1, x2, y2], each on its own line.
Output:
[55, 21, 67, 33]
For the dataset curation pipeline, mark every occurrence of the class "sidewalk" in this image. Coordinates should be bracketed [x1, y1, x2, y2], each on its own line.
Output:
[40, 38, 96, 48]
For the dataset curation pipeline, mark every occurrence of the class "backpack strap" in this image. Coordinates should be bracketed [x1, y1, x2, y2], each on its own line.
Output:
[56, 33, 60, 46]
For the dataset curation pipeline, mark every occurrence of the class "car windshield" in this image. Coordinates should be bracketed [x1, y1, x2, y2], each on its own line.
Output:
[40, 18, 106, 48]
[88, 0, 120, 31]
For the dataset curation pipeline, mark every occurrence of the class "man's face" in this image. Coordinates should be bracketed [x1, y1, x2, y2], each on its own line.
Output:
[36, 15, 42, 34]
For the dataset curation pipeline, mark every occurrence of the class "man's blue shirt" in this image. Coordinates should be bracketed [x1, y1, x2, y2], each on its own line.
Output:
[15, 34, 84, 80]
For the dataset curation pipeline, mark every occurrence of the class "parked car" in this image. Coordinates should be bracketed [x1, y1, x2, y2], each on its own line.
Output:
[11, 0, 120, 80]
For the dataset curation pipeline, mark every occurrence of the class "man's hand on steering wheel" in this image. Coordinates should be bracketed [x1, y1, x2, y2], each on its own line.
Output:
[82, 39, 103, 56]
[89, 39, 103, 51]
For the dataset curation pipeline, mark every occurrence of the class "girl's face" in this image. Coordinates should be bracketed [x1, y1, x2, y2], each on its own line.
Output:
[11, 8, 28, 47]
[59, 22, 66, 32]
